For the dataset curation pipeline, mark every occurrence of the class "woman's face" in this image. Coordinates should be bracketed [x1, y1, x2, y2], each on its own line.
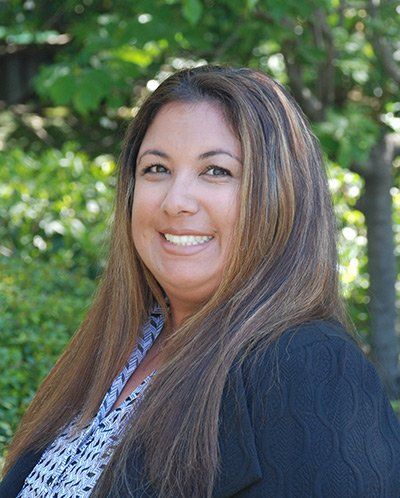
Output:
[132, 100, 242, 305]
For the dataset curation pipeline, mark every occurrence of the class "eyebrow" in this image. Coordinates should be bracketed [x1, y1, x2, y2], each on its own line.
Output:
[137, 148, 241, 164]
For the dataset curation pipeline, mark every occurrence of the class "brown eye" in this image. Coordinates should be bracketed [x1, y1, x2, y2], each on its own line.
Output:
[204, 166, 231, 177]
[143, 164, 168, 174]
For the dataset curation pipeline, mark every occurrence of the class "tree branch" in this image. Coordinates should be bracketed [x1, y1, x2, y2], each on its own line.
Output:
[281, 40, 325, 121]
[253, 8, 328, 121]
[366, 0, 400, 83]
[312, 8, 336, 107]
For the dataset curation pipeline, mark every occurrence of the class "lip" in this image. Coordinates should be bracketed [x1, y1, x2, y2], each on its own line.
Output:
[159, 228, 214, 236]
[158, 231, 215, 255]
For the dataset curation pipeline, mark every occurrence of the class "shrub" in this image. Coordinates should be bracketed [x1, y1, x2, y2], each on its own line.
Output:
[0, 144, 116, 460]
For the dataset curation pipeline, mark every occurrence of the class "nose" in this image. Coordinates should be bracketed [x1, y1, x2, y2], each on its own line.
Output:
[160, 175, 199, 216]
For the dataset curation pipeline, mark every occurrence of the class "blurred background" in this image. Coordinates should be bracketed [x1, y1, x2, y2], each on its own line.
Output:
[1, 0, 400, 461]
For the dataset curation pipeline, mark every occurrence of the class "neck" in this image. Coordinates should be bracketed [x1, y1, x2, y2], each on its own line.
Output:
[168, 300, 199, 330]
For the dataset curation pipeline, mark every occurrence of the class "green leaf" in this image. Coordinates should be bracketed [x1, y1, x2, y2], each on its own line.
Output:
[111, 45, 154, 67]
[182, 0, 203, 25]
[49, 73, 75, 106]
[72, 69, 111, 115]
[246, 0, 259, 11]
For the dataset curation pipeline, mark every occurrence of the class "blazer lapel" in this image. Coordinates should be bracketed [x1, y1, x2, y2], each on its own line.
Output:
[0, 449, 43, 498]
[122, 365, 263, 498]
[212, 365, 262, 498]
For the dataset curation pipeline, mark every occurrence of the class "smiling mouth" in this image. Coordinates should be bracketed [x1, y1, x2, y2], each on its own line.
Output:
[161, 233, 214, 246]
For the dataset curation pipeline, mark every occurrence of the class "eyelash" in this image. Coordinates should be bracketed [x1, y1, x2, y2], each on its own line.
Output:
[141, 164, 232, 177]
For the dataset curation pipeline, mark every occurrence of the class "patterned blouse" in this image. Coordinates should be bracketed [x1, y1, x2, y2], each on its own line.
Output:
[17, 303, 166, 498]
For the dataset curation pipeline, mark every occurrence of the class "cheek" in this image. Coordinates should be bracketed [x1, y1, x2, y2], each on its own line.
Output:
[218, 188, 240, 229]
[219, 190, 240, 253]
[131, 191, 153, 251]
[131, 184, 158, 228]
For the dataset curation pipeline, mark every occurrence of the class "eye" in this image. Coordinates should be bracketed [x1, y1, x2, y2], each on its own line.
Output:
[142, 164, 168, 174]
[204, 165, 232, 177]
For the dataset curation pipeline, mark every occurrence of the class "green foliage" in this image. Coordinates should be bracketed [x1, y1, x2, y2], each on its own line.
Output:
[0, 146, 117, 458]
[182, 0, 203, 25]
[392, 400, 400, 418]
[34, 66, 115, 115]
[316, 106, 380, 168]
[326, 163, 370, 338]
[0, 144, 116, 274]
[0, 257, 95, 459]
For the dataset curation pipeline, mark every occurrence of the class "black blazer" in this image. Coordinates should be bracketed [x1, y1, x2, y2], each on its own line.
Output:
[2, 320, 400, 497]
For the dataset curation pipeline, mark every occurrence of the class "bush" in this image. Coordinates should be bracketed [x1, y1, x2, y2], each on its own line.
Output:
[0, 143, 116, 273]
[0, 144, 116, 460]
[0, 258, 96, 458]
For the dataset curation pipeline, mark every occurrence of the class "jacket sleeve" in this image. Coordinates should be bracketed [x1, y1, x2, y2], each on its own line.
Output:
[245, 324, 400, 498]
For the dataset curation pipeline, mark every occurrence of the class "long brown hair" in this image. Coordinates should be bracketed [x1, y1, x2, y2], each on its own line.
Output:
[4, 66, 350, 497]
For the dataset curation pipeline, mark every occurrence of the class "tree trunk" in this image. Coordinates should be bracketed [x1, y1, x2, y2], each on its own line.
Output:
[361, 138, 399, 398]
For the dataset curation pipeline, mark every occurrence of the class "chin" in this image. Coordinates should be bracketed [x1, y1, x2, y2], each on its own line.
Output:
[165, 278, 218, 298]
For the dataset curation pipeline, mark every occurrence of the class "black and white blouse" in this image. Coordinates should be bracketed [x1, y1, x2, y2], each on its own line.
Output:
[17, 303, 165, 497]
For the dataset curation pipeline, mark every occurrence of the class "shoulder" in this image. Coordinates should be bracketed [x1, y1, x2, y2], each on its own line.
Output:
[240, 319, 400, 496]
[244, 318, 358, 371]
[273, 317, 359, 352]
[246, 318, 369, 383]
[242, 318, 400, 452]
[244, 318, 392, 408]
[267, 318, 387, 401]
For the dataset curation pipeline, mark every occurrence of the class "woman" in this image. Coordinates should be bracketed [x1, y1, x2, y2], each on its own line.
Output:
[1, 65, 400, 497]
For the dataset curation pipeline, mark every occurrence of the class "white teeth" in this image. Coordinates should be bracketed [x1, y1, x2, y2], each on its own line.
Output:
[164, 233, 213, 246]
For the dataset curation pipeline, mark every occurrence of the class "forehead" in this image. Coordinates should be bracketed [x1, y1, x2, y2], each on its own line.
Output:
[138, 101, 241, 158]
